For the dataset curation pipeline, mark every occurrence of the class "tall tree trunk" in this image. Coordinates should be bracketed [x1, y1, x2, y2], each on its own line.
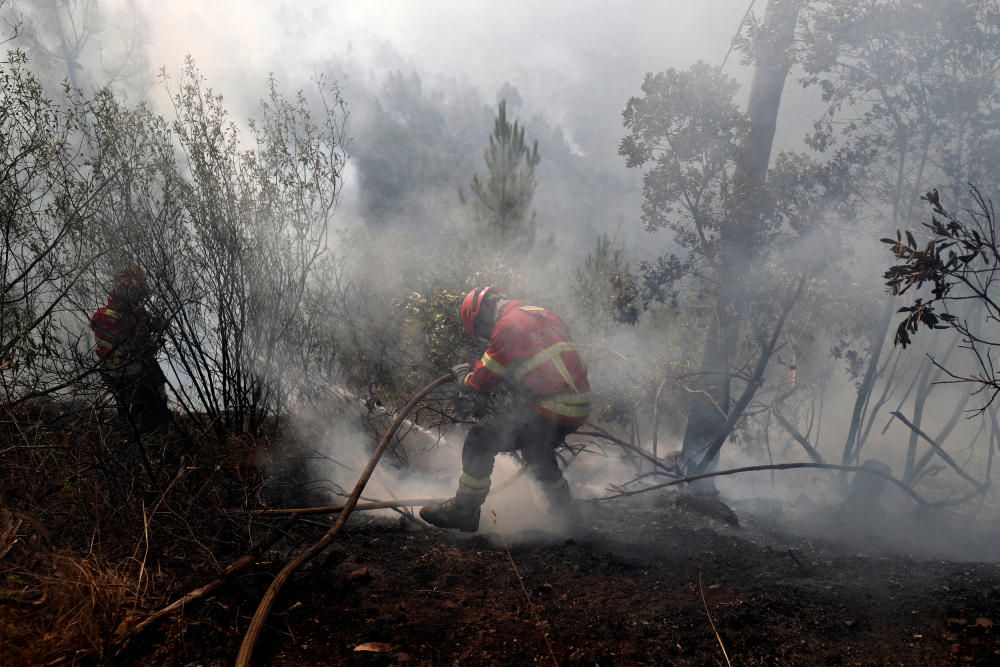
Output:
[680, 0, 803, 491]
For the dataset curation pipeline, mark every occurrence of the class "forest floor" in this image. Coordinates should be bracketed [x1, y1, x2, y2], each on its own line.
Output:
[137, 491, 1000, 666]
[4, 406, 999, 666]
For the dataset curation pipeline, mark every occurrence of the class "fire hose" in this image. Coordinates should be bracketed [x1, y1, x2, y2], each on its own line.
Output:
[235, 372, 454, 667]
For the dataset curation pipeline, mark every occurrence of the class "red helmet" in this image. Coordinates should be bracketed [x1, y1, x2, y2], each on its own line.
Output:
[460, 286, 503, 337]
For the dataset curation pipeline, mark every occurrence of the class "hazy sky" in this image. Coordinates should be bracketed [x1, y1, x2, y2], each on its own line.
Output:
[143, 1, 751, 83]
[140, 1, 755, 153]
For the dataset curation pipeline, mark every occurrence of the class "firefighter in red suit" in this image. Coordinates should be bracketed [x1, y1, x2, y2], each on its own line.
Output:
[420, 287, 590, 532]
[90, 267, 170, 432]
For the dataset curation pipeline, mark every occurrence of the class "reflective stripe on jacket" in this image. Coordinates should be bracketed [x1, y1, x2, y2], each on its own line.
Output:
[462, 300, 590, 427]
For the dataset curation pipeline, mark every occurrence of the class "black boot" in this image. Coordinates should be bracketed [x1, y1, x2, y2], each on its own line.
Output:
[420, 495, 482, 532]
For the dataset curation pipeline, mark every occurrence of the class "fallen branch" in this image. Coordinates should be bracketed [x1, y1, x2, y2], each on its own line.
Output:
[235, 373, 453, 667]
[593, 462, 930, 509]
[245, 464, 530, 519]
[890, 411, 989, 492]
[115, 516, 298, 646]
[249, 498, 441, 517]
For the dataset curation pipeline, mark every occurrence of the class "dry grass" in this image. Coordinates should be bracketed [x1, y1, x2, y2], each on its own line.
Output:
[0, 407, 277, 665]
[1, 548, 141, 665]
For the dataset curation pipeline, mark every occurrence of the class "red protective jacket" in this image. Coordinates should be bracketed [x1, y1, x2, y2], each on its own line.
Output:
[90, 296, 161, 378]
[461, 300, 590, 427]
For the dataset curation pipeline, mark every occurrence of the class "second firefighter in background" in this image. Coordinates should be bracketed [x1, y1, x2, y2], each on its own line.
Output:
[90, 267, 170, 433]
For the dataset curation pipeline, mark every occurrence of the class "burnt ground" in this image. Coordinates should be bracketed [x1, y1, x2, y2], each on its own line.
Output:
[139, 494, 1000, 666]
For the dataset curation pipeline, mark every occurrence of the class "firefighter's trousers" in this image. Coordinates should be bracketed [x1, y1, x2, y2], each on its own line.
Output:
[461, 408, 574, 502]
[102, 358, 169, 433]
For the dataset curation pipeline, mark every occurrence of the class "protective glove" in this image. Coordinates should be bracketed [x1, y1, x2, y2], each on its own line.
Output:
[451, 362, 472, 388]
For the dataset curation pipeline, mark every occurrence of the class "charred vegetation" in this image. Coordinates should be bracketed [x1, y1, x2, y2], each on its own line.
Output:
[1, 0, 1000, 664]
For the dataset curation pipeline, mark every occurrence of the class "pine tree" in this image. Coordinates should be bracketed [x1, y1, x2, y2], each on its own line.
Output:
[461, 99, 541, 251]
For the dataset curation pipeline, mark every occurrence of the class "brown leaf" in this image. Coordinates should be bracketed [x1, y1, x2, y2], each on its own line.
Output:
[354, 642, 396, 653]
[976, 617, 993, 629]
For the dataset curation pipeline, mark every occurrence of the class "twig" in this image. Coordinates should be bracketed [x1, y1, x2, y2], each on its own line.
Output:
[771, 408, 824, 464]
[699, 570, 732, 667]
[578, 424, 681, 476]
[130, 464, 191, 600]
[695, 275, 807, 473]
[492, 510, 559, 667]
[492, 466, 528, 495]
[651, 377, 669, 459]
[134, 502, 151, 609]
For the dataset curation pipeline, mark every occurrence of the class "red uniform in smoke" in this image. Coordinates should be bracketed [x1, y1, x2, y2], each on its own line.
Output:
[91, 267, 170, 432]
[460, 300, 591, 426]
[420, 287, 590, 533]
